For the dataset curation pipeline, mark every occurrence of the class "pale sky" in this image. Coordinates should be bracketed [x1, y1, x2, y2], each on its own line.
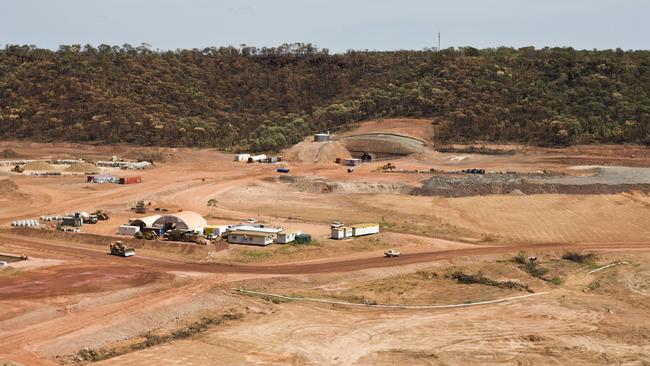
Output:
[1, 0, 648, 52]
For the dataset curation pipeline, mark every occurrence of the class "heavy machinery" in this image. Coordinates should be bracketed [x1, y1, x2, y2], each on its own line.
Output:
[85, 215, 98, 224]
[109, 241, 135, 257]
[165, 229, 209, 245]
[93, 210, 109, 220]
[134, 227, 159, 240]
[12, 164, 24, 173]
[380, 162, 396, 171]
[131, 200, 148, 214]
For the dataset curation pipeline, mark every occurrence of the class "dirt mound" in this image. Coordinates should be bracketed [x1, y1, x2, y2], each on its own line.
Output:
[22, 161, 55, 171]
[414, 173, 650, 197]
[0, 179, 18, 194]
[340, 134, 425, 158]
[284, 140, 351, 163]
[337, 118, 434, 141]
[289, 177, 411, 194]
[0, 149, 24, 158]
[64, 162, 100, 173]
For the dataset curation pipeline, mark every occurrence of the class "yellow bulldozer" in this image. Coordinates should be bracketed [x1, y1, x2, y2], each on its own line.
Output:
[379, 162, 396, 171]
[109, 241, 135, 257]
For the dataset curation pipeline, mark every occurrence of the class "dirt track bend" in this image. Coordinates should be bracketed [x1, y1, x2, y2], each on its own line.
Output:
[2, 232, 649, 275]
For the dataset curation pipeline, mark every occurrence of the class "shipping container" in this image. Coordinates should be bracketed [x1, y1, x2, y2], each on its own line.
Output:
[314, 133, 330, 142]
[119, 176, 142, 184]
[277, 167, 290, 173]
[351, 223, 380, 237]
[263, 157, 280, 163]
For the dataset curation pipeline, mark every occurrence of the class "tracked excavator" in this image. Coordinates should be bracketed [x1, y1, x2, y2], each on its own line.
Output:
[131, 200, 148, 214]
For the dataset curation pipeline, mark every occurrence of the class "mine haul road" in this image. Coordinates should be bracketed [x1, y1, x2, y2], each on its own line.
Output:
[1, 232, 649, 275]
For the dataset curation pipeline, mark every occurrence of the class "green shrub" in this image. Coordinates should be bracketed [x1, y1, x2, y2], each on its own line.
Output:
[451, 271, 532, 292]
[562, 252, 597, 264]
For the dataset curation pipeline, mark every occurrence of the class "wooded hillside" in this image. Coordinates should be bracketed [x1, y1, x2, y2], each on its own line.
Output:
[1, 43, 650, 151]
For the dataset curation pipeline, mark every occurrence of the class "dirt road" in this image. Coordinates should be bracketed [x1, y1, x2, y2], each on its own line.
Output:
[2, 232, 649, 277]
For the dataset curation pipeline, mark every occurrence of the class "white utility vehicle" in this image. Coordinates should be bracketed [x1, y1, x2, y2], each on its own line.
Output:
[384, 249, 401, 258]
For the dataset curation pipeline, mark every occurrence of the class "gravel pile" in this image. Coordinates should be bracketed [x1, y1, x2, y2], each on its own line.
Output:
[414, 172, 650, 197]
[23, 161, 56, 171]
[414, 174, 526, 197]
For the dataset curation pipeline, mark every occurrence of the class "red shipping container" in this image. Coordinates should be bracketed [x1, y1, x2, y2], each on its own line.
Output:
[119, 176, 142, 184]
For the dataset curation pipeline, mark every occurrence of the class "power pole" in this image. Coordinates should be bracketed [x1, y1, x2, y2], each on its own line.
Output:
[438, 30, 441, 51]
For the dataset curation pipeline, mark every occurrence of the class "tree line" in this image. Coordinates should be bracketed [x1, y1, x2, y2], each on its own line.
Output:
[1, 43, 649, 151]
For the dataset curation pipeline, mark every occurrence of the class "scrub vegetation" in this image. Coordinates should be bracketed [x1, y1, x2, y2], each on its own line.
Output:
[2, 44, 650, 151]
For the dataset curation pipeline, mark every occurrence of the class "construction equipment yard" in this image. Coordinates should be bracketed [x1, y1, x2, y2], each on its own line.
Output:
[1, 119, 650, 365]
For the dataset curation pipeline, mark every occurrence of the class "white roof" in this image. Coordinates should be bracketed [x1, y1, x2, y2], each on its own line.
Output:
[152, 211, 207, 230]
[229, 225, 283, 234]
[129, 214, 162, 227]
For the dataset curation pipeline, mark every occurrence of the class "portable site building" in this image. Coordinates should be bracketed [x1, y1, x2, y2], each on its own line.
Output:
[276, 231, 302, 244]
[87, 174, 118, 183]
[343, 158, 362, 166]
[118, 225, 140, 236]
[204, 225, 229, 237]
[331, 226, 353, 240]
[247, 154, 267, 163]
[227, 225, 283, 235]
[351, 223, 380, 237]
[331, 224, 379, 239]
[227, 231, 274, 246]
[234, 154, 251, 162]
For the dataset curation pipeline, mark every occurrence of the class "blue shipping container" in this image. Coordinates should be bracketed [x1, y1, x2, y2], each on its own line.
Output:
[277, 168, 290, 173]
